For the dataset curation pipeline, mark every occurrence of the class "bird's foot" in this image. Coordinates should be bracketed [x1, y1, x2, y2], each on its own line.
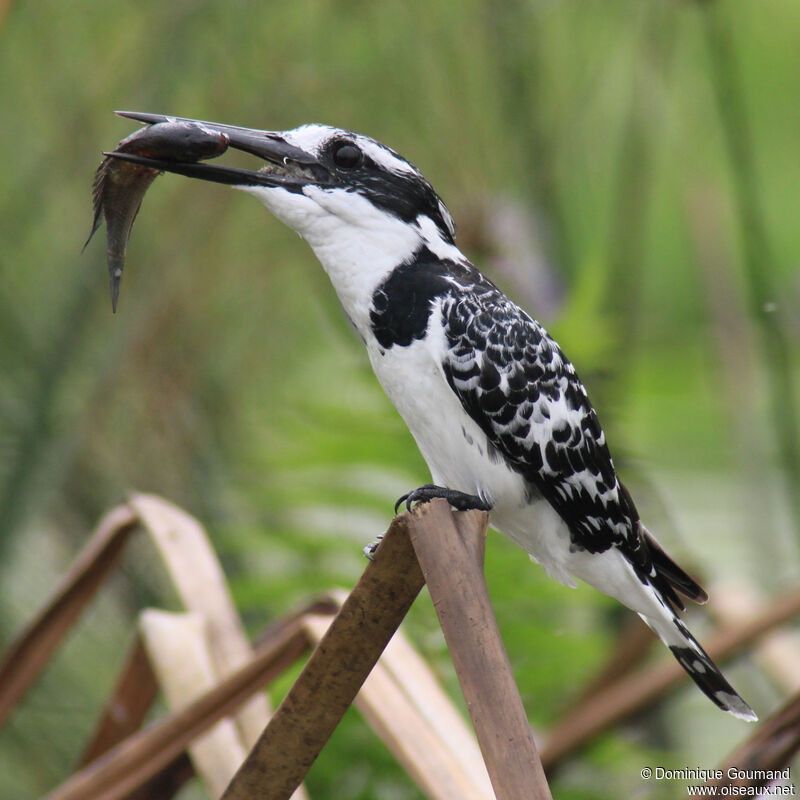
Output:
[364, 487, 491, 559]
[394, 484, 493, 514]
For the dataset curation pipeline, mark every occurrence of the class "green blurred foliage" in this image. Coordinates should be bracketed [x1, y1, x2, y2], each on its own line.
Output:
[1, 0, 799, 798]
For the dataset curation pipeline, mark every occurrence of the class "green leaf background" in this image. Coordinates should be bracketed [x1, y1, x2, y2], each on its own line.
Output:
[1, 1, 799, 797]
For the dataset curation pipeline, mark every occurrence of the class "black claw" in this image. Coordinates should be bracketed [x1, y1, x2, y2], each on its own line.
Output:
[394, 484, 493, 514]
[394, 492, 411, 514]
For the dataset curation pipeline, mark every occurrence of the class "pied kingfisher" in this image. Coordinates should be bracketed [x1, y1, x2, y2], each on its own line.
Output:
[105, 111, 756, 721]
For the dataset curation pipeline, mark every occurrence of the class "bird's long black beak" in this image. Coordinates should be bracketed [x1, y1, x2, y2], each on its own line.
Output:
[108, 111, 329, 188]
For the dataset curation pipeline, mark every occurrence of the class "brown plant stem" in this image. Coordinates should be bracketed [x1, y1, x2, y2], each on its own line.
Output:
[407, 500, 553, 800]
[45, 616, 308, 800]
[0, 504, 138, 729]
[221, 513, 424, 800]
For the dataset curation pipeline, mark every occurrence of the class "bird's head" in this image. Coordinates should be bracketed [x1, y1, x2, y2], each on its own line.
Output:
[110, 112, 456, 256]
[107, 112, 465, 328]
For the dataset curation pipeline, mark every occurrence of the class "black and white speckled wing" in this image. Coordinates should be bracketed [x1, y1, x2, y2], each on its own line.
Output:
[438, 276, 678, 590]
[440, 285, 629, 543]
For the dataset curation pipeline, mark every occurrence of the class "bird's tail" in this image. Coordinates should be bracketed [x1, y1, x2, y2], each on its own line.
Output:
[640, 608, 757, 721]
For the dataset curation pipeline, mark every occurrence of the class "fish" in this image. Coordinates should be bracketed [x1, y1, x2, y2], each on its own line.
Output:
[86, 119, 229, 311]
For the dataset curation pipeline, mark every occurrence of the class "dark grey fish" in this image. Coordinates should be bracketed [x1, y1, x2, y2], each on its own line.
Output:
[86, 120, 229, 311]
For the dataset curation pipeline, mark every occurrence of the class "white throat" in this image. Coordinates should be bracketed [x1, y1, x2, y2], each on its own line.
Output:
[241, 183, 462, 339]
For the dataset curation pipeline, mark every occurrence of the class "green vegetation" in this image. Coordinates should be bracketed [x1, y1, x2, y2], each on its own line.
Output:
[1, 1, 799, 797]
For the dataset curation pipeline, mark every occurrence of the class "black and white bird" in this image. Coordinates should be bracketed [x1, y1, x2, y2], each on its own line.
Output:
[108, 112, 756, 721]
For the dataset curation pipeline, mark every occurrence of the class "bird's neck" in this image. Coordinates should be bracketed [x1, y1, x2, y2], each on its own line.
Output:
[245, 183, 464, 339]
[307, 210, 464, 342]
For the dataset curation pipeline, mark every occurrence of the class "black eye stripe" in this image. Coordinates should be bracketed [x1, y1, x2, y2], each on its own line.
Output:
[320, 135, 454, 243]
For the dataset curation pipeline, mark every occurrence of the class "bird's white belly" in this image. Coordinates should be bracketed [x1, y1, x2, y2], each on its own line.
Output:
[367, 337, 579, 587]
[368, 338, 518, 500]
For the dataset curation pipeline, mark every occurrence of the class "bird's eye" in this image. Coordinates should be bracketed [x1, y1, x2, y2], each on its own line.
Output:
[332, 142, 363, 169]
